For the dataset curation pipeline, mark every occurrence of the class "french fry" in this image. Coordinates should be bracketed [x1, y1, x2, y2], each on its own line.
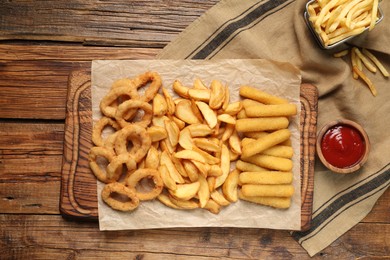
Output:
[353, 65, 378, 96]
[354, 47, 377, 73]
[362, 48, 389, 77]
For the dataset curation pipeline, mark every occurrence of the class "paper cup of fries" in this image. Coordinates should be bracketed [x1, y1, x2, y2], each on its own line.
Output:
[304, 0, 384, 49]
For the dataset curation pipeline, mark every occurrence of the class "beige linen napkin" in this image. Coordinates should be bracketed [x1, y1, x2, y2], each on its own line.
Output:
[157, 0, 390, 256]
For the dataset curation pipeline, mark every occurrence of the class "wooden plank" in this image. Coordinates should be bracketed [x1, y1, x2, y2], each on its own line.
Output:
[0, 122, 64, 214]
[0, 60, 87, 119]
[0, 182, 60, 214]
[60, 70, 317, 230]
[1, 214, 388, 259]
[0, 45, 159, 119]
[0, 44, 159, 61]
[0, 0, 219, 47]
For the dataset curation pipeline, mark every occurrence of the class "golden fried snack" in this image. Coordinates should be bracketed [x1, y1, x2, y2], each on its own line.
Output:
[238, 190, 291, 209]
[101, 182, 139, 211]
[115, 100, 153, 128]
[106, 153, 137, 182]
[236, 160, 267, 172]
[239, 171, 293, 185]
[99, 84, 138, 118]
[131, 71, 162, 103]
[241, 184, 295, 197]
[239, 85, 289, 104]
[241, 129, 291, 158]
[245, 103, 297, 117]
[125, 168, 164, 201]
[114, 124, 152, 163]
[89, 146, 116, 183]
[242, 154, 293, 172]
[92, 116, 121, 147]
[236, 117, 289, 132]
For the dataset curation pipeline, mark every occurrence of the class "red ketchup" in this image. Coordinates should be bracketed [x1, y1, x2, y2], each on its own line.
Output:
[320, 124, 366, 168]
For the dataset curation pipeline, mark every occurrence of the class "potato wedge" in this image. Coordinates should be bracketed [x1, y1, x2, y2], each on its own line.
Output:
[174, 149, 206, 163]
[160, 150, 185, 184]
[172, 80, 190, 98]
[188, 89, 211, 102]
[178, 127, 193, 150]
[175, 100, 201, 125]
[214, 144, 230, 189]
[187, 123, 213, 137]
[209, 80, 225, 109]
[153, 93, 168, 117]
[169, 181, 200, 201]
[222, 169, 239, 202]
[147, 125, 167, 142]
[217, 114, 236, 125]
[195, 101, 218, 129]
[197, 174, 210, 208]
[210, 190, 230, 206]
[159, 164, 177, 191]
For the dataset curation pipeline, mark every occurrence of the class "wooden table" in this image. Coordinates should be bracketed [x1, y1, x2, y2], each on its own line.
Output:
[0, 1, 388, 258]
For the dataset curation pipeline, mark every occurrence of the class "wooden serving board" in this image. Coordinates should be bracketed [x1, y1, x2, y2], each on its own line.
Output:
[60, 70, 318, 231]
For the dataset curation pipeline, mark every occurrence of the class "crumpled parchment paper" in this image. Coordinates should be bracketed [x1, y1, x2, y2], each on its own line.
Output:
[91, 59, 302, 231]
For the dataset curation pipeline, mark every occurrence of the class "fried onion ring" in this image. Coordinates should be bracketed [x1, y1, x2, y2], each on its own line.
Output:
[106, 153, 137, 182]
[131, 71, 162, 102]
[125, 168, 163, 201]
[92, 116, 121, 147]
[115, 100, 153, 128]
[88, 146, 116, 183]
[115, 124, 151, 163]
[99, 81, 139, 118]
[101, 182, 139, 211]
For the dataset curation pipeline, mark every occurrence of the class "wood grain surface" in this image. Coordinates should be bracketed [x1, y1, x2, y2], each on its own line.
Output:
[60, 70, 318, 230]
[1, 0, 389, 258]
